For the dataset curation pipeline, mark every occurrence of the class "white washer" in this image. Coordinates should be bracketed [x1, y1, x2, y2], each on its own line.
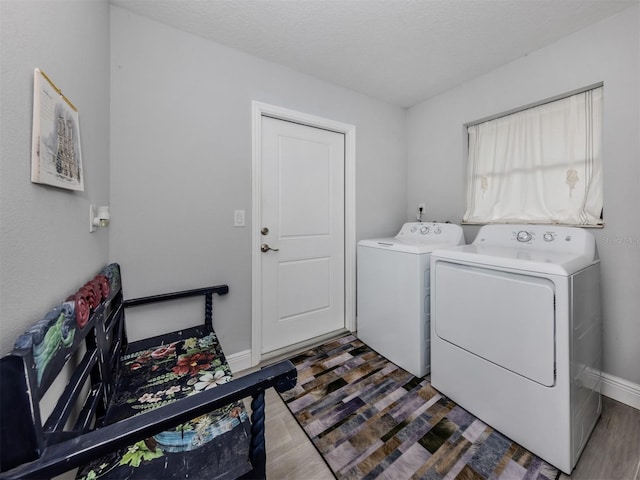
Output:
[357, 222, 464, 377]
[431, 224, 602, 474]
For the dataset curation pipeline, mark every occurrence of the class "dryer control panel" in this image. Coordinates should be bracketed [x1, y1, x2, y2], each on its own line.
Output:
[473, 224, 597, 259]
[515, 229, 557, 243]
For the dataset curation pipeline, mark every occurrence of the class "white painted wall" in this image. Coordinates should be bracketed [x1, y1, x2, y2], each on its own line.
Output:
[407, 6, 640, 385]
[0, 0, 110, 356]
[109, 7, 407, 354]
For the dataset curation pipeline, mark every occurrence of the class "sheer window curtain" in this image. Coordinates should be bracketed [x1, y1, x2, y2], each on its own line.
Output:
[463, 86, 603, 225]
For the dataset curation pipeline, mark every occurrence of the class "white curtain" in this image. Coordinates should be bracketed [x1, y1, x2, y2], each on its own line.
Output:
[464, 87, 603, 225]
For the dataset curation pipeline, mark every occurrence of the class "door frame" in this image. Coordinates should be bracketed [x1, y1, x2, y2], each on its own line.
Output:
[251, 101, 356, 366]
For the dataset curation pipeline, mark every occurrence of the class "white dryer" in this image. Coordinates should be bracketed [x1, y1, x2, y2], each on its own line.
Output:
[357, 222, 464, 377]
[430, 224, 602, 474]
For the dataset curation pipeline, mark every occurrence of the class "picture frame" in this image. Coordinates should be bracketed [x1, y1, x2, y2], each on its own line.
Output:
[31, 68, 84, 191]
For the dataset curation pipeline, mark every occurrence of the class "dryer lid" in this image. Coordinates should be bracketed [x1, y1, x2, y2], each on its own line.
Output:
[431, 224, 598, 275]
[431, 244, 597, 275]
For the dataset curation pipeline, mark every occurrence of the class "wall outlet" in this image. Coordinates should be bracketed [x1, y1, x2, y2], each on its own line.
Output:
[234, 209, 245, 227]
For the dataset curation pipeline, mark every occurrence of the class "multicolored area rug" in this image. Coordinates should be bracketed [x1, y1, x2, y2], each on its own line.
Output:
[279, 335, 559, 480]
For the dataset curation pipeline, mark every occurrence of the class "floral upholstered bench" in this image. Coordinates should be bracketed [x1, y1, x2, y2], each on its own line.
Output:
[0, 263, 297, 480]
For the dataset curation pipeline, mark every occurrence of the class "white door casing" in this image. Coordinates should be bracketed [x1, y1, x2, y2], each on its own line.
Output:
[251, 102, 356, 365]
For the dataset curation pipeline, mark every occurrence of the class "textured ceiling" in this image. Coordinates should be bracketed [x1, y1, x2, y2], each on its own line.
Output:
[110, 0, 638, 108]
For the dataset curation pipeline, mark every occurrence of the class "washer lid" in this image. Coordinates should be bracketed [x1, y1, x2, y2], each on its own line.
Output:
[358, 237, 460, 254]
[431, 244, 597, 275]
[357, 222, 465, 254]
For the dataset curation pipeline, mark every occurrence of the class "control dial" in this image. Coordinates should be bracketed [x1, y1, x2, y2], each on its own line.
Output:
[420, 226, 430, 234]
[543, 233, 554, 242]
[516, 230, 532, 242]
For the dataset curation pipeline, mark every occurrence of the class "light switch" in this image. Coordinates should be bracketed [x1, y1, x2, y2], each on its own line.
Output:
[234, 209, 245, 227]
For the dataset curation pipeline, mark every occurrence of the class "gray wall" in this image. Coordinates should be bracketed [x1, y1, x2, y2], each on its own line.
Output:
[407, 6, 640, 386]
[0, 0, 111, 356]
[2, 0, 636, 401]
[109, 7, 407, 354]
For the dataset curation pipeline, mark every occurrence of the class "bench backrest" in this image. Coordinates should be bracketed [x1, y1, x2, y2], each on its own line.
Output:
[0, 264, 125, 472]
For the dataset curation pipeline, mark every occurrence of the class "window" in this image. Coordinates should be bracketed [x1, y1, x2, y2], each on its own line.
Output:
[463, 86, 603, 226]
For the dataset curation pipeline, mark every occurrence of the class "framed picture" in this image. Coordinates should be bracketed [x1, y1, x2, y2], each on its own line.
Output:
[31, 68, 84, 191]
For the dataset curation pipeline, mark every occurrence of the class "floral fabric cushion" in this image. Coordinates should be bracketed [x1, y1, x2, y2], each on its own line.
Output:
[77, 332, 251, 479]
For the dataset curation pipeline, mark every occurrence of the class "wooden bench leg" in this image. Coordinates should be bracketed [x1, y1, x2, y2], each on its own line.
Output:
[247, 391, 266, 479]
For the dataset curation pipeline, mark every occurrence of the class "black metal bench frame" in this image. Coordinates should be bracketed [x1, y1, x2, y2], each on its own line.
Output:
[0, 264, 297, 479]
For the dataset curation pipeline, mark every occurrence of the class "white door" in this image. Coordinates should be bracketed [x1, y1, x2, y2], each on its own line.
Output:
[259, 116, 345, 354]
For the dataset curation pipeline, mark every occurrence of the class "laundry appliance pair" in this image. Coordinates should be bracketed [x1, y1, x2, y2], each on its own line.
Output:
[358, 222, 602, 474]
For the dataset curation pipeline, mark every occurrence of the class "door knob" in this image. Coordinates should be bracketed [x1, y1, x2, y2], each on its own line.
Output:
[260, 243, 279, 253]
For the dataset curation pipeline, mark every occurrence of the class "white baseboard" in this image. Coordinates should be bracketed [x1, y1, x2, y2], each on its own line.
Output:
[227, 349, 253, 374]
[601, 371, 640, 411]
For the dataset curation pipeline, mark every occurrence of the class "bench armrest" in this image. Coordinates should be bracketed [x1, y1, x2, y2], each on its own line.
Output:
[0, 360, 296, 480]
[123, 284, 229, 308]
[123, 284, 229, 332]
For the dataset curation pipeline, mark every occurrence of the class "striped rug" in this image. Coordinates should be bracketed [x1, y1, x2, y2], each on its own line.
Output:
[280, 334, 559, 480]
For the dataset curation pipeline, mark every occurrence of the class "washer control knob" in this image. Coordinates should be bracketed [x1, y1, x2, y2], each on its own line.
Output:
[516, 230, 532, 242]
[434, 227, 442, 234]
[543, 233, 554, 242]
[410, 226, 418, 233]
[420, 226, 430, 234]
